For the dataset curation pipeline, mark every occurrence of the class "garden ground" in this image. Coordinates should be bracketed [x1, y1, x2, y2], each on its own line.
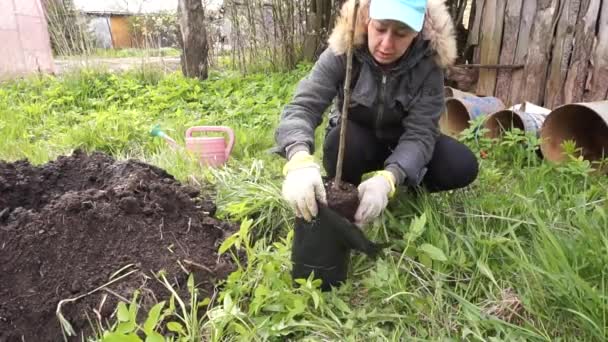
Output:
[0, 66, 606, 341]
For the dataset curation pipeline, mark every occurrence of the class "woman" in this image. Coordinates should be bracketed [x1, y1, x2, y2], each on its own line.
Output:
[274, 0, 478, 226]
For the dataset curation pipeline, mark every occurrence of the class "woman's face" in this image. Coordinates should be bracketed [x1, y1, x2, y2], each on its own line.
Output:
[367, 19, 418, 65]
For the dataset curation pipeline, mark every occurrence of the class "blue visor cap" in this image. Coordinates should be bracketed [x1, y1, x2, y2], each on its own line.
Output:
[369, 0, 427, 32]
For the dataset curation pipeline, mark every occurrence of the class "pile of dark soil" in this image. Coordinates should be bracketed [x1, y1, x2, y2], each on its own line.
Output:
[0, 150, 236, 341]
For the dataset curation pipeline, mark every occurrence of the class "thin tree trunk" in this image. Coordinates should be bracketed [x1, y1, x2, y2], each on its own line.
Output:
[286, 0, 296, 69]
[178, 0, 208, 80]
[335, 0, 359, 189]
[257, 2, 273, 68]
[303, 0, 334, 61]
[271, 3, 279, 68]
[229, 0, 245, 72]
[245, 1, 258, 68]
[222, 0, 338, 72]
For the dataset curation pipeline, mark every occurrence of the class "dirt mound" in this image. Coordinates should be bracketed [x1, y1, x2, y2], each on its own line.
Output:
[0, 150, 236, 341]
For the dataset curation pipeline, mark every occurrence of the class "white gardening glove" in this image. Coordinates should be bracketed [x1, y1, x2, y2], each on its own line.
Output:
[354, 171, 396, 227]
[282, 151, 327, 221]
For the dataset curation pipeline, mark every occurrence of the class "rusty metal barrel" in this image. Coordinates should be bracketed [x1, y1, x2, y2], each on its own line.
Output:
[440, 93, 506, 136]
[484, 102, 551, 138]
[540, 101, 608, 163]
[444, 86, 477, 99]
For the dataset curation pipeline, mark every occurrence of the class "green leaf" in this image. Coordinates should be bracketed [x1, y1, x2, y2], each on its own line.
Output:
[288, 298, 306, 318]
[231, 321, 249, 336]
[167, 321, 185, 335]
[312, 291, 320, 309]
[264, 303, 285, 312]
[483, 237, 511, 246]
[461, 327, 475, 339]
[168, 294, 176, 313]
[331, 297, 352, 314]
[408, 213, 427, 241]
[417, 243, 447, 262]
[224, 293, 233, 310]
[404, 245, 417, 258]
[143, 301, 166, 335]
[129, 293, 139, 321]
[145, 332, 165, 342]
[594, 206, 606, 222]
[117, 302, 130, 322]
[477, 260, 498, 286]
[219, 233, 239, 255]
[187, 273, 195, 292]
[239, 218, 252, 240]
[116, 321, 137, 335]
[198, 297, 211, 308]
[254, 284, 269, 298]
[419, 254, 433, 268]
[102, 332, 143, 342]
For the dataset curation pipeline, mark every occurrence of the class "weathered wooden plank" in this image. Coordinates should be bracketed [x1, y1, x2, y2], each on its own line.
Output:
[509, 0, 537, 106]
[584, 0, 608, 101]
[494, 0, 523, 107]
[544, 0, 581, 109]
[467, 0, 485, 47]
[522, 0, 560, 106]
[476, 0, 506, 96]
[564, 0, 601, 104]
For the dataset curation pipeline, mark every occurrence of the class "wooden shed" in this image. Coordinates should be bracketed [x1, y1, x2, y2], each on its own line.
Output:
[108, 15, 132, 48]
[73, 0, 180, 49]
[83, 11, 138, 49]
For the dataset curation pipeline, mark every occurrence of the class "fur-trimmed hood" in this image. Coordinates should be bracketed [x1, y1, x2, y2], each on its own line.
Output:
[327, 0, 457, 68]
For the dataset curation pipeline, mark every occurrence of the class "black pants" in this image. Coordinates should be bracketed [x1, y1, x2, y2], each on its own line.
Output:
[323, 121, 479, 192]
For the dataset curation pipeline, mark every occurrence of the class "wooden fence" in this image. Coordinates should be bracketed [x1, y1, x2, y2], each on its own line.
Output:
[454, 0, 607, 109]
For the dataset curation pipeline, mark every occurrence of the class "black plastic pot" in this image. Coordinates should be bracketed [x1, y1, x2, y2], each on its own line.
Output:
[291, 205, 386, 291]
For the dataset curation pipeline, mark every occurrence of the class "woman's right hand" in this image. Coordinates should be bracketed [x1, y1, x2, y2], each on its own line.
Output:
[281, 151, 327, 221]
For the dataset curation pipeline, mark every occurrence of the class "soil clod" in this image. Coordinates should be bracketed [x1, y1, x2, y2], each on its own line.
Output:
[324, 178, 359, 221]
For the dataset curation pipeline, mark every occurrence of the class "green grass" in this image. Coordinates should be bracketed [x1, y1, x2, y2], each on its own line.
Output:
[58, 47, 182, 59]
[1, 67, 607, 341]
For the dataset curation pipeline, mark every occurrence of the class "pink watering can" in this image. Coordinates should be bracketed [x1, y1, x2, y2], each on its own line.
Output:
[184, 126, 235, 167]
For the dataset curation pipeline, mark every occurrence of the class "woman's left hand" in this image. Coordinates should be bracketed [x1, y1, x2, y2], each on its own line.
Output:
[354, 171, 395, 227]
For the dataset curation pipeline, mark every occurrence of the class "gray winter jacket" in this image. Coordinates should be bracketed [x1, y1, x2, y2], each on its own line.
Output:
[273, 0, 457, 186]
